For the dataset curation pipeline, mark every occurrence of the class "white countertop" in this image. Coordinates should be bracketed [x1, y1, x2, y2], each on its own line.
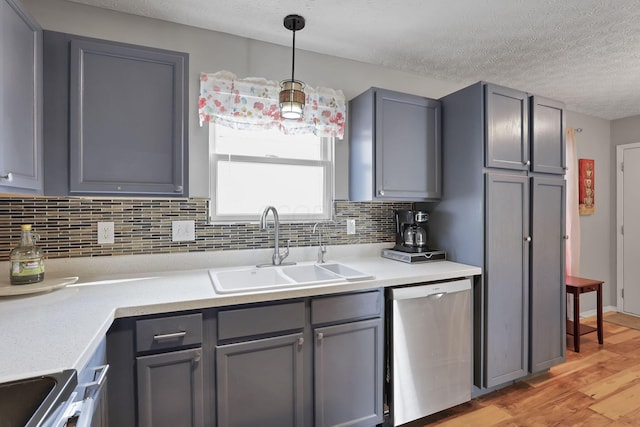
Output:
[0, 245, 480, 383]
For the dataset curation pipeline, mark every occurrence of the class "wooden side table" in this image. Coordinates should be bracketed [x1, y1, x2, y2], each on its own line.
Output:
[566, 275, 604, 352]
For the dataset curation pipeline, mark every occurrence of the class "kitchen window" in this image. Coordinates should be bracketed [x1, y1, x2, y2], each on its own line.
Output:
[209, 125, 334, 223]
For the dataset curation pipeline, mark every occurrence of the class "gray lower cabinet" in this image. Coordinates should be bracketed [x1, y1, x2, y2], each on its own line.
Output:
[0, 0, 43, 194]
[530, 177, 566, 372]
[349, 87, 441, 201]
[314, 319, 383, 427]
[484, 173, 530, 386]
[216, 333, 305, 427]
[137, 348, 204, 427]
[43, 30, 188, 197]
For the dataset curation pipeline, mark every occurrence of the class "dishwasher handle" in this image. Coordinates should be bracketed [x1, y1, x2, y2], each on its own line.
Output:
[391, 279, 471, 301]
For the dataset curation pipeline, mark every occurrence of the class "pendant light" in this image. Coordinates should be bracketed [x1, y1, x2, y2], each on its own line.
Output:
[279, 14, 306, 120]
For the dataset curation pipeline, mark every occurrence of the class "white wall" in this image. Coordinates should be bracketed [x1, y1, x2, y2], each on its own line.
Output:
[566, 111, 614, 311]
[23, 0, 463, 199]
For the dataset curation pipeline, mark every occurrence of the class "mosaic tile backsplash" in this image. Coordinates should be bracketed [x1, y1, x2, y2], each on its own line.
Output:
[0, 197, 411, 261]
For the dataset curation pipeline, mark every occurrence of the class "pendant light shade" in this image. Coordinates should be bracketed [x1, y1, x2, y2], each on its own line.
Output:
[279, 14, 306, 120]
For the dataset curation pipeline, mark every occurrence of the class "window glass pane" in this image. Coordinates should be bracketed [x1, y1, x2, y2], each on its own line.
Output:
[216, 161, 325, 215]
[215, 126, 322, 160]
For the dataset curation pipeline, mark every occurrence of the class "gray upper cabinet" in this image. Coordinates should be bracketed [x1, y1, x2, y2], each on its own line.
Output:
[530, 96, 566, 175]
[0, 0, 42, 194]
[43, 31, 188, 197]
[530, 177, 566, 373]
[349, 87, 441, 201]
[485, 84, 529, 171]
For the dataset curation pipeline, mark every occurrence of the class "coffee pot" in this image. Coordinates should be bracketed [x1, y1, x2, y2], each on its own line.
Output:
[394, 210, 430, 253]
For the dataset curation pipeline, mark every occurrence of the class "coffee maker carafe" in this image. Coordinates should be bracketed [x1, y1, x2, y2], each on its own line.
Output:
[394, 210, 430, 253]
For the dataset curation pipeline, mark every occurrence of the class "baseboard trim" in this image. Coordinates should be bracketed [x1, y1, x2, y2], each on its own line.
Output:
[580, 305, 617, 319]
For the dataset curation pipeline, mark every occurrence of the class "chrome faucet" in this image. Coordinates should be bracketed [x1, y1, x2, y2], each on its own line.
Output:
[259, 206, 290, 266]
[313, 222, 326, 264]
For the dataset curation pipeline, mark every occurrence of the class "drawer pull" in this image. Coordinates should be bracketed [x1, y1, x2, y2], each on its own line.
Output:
[153, 331, 187, 341]
[193, 350, 202, 364]
[298, 337, 304, 346]
[317, 332, 323, 342]
[0, 172, 13, 182]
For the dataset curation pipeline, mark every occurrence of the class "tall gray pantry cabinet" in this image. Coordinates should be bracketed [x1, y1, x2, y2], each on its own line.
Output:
[430, 82, 566, 389]
[0, 0, 43, 194]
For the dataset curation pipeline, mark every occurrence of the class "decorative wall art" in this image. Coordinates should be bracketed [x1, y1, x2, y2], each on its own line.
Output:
[578, 158, 595, 215]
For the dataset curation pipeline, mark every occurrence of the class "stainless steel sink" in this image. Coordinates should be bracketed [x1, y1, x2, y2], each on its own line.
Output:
[209, 263, 373, 294]
[0, 370, 76, 427]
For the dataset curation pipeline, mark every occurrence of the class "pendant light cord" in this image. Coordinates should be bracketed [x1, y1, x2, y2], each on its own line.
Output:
[291, 28, 296, 82]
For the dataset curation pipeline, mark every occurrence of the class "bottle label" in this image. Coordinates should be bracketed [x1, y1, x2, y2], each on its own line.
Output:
[11, 259, 45, 277]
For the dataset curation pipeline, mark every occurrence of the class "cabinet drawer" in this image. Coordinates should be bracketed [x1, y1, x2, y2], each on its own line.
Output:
[218, 302, 305, 341]
[311, 290, 382, 325]
[136, 313, 202, 353]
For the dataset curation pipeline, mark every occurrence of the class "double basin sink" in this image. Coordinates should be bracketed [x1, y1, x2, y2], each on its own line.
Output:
[209, 263, 374, 294]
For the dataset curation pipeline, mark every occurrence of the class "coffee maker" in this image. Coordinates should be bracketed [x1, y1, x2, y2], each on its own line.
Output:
[393, 209, 430, 253]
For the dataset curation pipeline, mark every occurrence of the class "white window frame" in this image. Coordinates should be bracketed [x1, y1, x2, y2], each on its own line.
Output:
[208, 125, 335, 224]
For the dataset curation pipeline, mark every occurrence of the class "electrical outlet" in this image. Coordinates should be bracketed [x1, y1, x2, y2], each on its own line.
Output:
[347, 219, 356, 235]
[172, 220, 195, 242]
[97, 222, 114, 244]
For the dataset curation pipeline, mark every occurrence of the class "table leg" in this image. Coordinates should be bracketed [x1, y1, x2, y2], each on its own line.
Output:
[573, 290, 580, 352]
[597, 285, 603, 344]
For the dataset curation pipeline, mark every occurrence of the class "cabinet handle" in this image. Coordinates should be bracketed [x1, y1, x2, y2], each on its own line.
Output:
[0, 172, 13, 182]
[378, 190, 385, 196]
[192, 350, 201, 364]
[298, 337, 304, 346]
[175, 185, 183, 193]
[524, 160, 530, 166]
[153, 331, 187, 341]
[317, 332, 323, 342]
[524, 236, 532, 242]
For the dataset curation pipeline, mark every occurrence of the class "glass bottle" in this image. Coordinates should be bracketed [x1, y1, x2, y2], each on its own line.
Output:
[9, 224, 45, 285]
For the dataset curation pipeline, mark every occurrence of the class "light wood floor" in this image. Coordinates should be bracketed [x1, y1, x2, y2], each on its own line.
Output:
[416, 313, 640, 426]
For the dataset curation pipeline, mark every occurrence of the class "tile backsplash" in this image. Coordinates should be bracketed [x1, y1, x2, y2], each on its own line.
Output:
[0, 197, 411, 261]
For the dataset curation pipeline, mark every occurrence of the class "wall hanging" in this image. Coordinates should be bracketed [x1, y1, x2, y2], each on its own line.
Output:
[578, 158, 595, 215]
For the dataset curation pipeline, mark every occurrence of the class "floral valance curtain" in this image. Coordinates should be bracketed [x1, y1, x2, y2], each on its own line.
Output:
[198, 71, 346, 138]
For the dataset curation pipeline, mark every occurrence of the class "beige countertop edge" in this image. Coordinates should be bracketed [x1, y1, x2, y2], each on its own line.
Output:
[0, 258, 481, 383]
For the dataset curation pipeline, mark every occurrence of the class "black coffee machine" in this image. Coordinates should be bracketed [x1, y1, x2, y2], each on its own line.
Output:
[393, 209, 430, 253]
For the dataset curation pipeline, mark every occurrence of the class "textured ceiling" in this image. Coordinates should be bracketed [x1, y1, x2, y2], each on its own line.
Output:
[65, 0, 640, 120]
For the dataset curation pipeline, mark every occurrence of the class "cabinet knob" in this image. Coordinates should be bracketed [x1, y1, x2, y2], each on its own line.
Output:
[298, 337, 304, 346]
[378, 190, 385, 196]
[317, 332, 324, 342]
[563, 235, 570, 240]
[175, 186, 183, 193]
[524, 160, 530, 166]
[524, 236, 532, 242]
[192, 350, 201, 364]
[0, 172, 13, 182]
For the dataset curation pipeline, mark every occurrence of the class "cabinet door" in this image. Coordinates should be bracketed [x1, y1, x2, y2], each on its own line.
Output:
[484, 173, 529, 387]
[0, 0, 42, 193]
[68, 38, 187, 196]
[485, 84, 529, 171]
[314, 319, 383, 427]
[375, 89, 441, 200]
[531, 96, 566, 175]
[137, 348, 204, 427]
[530, 177, 566, 372]
[217, 333, 304, 427]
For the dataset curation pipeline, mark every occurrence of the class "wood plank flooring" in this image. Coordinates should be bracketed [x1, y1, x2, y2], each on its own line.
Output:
[414, 313, 640, 426]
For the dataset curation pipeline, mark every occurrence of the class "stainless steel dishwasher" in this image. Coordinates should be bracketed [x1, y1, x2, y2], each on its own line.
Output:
[387, 278, 472, 426]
